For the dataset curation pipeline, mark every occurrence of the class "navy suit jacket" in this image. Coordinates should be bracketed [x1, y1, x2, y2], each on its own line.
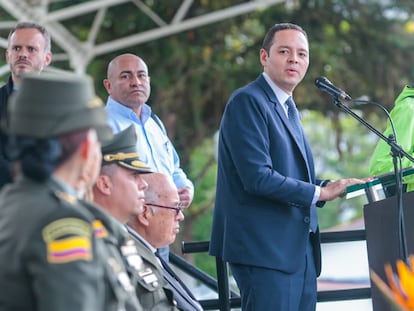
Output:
[209, 74, 325, 276]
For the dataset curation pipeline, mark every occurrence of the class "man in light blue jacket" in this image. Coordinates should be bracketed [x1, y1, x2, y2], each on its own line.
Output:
[103, 53, 194, 261]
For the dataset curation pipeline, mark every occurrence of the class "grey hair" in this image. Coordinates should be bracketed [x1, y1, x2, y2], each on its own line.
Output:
[8, 21, 52, 53]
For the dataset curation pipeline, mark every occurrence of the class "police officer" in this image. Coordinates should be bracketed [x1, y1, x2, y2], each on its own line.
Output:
[0, 73, 142, 311]
[93, 125, 179, 310]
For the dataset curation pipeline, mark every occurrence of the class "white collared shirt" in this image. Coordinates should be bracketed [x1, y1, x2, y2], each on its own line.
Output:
[262, 72, 291, 116]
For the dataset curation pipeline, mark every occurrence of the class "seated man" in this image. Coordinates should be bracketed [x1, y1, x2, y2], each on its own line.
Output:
[93, 125, 152, 223]
[127, 172, 203, 311]
[93, 125, 178, 310]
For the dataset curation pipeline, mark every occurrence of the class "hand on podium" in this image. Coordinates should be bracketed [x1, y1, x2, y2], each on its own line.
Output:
[319, 177, 374, 201]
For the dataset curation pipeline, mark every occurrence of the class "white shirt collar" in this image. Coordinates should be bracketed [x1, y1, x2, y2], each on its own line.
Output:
[262, 72, 292, 115]
[125, 225, 157, 253]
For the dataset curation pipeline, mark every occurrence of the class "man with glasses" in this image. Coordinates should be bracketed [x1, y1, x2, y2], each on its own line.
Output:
[127, 172, 203, 311]
[93, 125, 179, 310]
[103, 53, 194, 262]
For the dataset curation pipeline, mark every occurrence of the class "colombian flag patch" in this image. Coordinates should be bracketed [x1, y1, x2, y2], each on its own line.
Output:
[42, 218, 93, 264]
[47, 236, 92, 263]
[93, 220, 108, 238]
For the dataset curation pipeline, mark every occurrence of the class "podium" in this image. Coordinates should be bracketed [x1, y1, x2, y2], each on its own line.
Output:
[346, 166, 414, 202]
[363, 191, 414, 311]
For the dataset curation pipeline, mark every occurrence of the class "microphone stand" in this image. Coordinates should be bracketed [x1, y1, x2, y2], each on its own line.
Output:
[332, 96, 414, 263]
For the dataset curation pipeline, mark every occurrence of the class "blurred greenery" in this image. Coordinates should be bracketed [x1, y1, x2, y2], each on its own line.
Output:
[1, 0, 414, 277]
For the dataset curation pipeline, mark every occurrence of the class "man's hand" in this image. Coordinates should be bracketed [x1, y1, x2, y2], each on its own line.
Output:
[319, 177, 373, 201]
[178, 187, 194, 208]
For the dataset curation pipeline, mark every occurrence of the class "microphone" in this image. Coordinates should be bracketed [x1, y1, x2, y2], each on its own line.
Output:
[314, 76, 352, 101]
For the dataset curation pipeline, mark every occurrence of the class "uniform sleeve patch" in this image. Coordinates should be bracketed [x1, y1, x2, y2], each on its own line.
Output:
[47, 236, 92, 263]
[42, 218, 93, 264]
[92, 220, 108, 238]
[42, 218, 92, 241]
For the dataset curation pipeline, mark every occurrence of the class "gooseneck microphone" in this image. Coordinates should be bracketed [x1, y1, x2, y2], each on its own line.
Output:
[314, 76, 352, 101]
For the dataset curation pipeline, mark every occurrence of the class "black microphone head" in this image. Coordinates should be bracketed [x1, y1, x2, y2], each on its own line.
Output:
[314, 76, 330, 87]
[314, 76, 352, 101]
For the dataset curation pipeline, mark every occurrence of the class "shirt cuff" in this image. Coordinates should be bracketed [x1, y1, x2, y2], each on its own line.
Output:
[312, 185, 321, 205]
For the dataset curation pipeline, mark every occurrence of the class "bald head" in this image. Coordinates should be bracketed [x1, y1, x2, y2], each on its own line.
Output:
[128, 172, 183, 249]
[106, 53, 148, 80]
[144, 173, 178, 205]
[103, 53, 151, 114]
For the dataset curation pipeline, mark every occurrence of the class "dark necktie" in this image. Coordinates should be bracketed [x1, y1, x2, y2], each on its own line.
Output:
[286, 97, 318, 232]
[286, 97, 304, 149]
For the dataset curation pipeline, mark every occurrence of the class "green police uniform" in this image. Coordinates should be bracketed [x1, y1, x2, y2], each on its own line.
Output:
[82, 200, 143, 311]
[128, 228, 179, 310]
[0, 177, 106, 310]
[101, 125, 178, 310]
[0, 74, 141, 310]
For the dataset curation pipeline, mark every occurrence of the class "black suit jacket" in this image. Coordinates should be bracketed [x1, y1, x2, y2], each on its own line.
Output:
[0, 76, 14, 189]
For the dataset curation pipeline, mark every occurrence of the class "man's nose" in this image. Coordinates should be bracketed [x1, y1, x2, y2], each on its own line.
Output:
[288, 53, 298, 63]
[18, 50, 28, 58]
[132, 75, 144, 85]
[177, 210, 185, 221]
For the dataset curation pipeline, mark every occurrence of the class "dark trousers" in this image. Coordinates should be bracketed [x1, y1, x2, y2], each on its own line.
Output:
[230, 240, 317, 311]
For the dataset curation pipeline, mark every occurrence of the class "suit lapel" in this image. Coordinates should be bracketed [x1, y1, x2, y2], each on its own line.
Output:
[126, 226, 202, 311]
[257, 75, 313, 182]
[156, 254, 203, 311]
[257, 75, 304, 151]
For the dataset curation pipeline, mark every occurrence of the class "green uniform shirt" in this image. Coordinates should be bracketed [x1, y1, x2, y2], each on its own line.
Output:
[81, 201, 143, 311]
[127, 227, 179, 310]
[0, 176, 140, 311]
[369, 86, 414, 191]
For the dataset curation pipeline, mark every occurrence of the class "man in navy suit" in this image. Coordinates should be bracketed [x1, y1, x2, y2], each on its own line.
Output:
[209, 23, 367, 311]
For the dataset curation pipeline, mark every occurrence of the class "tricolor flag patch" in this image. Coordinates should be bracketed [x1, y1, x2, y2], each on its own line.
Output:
[47, 236, 92, 263]
[93, 220, 108, 239]
[42, 218, 93, 264]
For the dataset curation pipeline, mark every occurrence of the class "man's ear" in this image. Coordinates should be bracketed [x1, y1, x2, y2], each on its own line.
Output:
[137, 204, 152, 227]
[44, 51, 52, 66]
[79, 130, 96, 160]
[78, 137, 90, 161]
[95, 174, 112, 196]
[103, 79, 111, 94]
[259, 48, 269, 67]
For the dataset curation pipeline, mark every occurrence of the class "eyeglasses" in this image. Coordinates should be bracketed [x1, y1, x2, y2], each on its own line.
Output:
[145, 203, 184, 216]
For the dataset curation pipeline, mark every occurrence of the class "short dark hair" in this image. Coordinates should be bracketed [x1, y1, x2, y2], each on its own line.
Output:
[262, 23, 308, 53]
[8, 22, 51, 53]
